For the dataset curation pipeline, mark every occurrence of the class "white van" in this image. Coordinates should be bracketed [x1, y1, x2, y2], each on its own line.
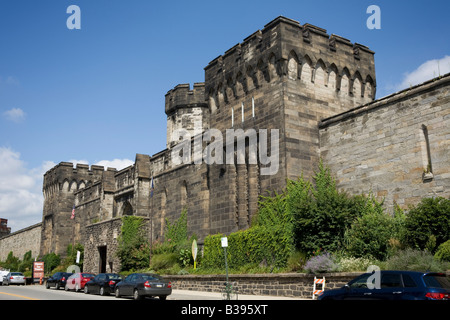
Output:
[0, 269, 10, 284]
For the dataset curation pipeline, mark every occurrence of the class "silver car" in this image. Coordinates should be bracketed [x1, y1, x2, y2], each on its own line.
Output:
[2, 272, 26, 286]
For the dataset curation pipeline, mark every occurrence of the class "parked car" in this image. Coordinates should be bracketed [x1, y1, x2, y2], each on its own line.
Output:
[2, 272, 26, 286]
[0, 270, 10, 285]
[114, 273, 172, 300]
[46, 272, 73, 290]
[65, 273, 95, 292]
[318, 270, 450, 300]
[84, 273, 123, 296]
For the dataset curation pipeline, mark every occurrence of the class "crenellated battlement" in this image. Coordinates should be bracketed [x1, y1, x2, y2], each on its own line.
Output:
[165, 83, 210, 148]
[43, 162, 117, 197]
[204, 16, 376, 114]
[165, 82, 207, 115]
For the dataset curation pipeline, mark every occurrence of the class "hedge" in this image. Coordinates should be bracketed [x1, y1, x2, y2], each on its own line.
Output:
[202, 224, 292, 269]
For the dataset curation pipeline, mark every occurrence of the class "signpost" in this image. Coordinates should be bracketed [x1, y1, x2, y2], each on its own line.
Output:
[221, 237, 230, 299]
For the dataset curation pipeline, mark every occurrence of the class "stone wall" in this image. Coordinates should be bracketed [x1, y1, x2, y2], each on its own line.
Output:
[0, 223, 42, 261]
[319, 74, 450, 211]
[167, 272, 360, 299]
[82, 217, 129, 274]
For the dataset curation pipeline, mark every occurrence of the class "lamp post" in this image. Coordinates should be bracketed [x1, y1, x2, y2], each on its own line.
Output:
[221, 237, 230, 300]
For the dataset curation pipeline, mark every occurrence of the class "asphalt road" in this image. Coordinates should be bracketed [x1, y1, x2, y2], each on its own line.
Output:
[0, 284, 305, 300]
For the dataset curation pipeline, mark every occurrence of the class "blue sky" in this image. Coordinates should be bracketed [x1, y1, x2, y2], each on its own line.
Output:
[0, 0, 449, 232]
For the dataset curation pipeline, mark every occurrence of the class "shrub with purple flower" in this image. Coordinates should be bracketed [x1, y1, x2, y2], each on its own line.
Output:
[304, 252, 339, 273]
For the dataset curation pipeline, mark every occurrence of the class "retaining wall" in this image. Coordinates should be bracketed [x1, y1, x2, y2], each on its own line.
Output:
[168, 272, 361, 299]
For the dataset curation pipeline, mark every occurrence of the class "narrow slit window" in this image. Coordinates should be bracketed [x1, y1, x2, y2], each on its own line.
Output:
[421, 124, 433, 175]
[231, 107, 234, 128]
[252, 97, 255, 118]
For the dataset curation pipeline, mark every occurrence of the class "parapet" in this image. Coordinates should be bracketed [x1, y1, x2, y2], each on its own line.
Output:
[43, 161, 117, 193]
[165, 82, 207, 115]
[204, 16, 376, 97]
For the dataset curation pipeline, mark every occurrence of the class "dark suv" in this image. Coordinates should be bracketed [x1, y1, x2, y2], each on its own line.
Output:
[318, 270, 450, 300]
[46, 272, 73, 290]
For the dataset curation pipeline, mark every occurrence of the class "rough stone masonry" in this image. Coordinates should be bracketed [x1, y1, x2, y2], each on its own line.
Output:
[1, 16, 447, 272]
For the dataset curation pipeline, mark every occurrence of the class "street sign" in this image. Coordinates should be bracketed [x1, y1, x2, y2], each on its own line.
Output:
[33, 261, 45, 281]
[221, 237, 228, 248]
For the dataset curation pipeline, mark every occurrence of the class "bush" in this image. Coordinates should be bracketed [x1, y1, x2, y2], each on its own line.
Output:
[42, 252, 61, 273]
[287, 161, 364, 255]
[402, 197, 450, 253]
[202, 224, 293, 270]
[344, 198, 406, 261]
[287, 251, 307, 272]
[435, 240, 450, 262]
[117, 216, 149, 271]
[304, 252, 339, 274]
[150, 253, 179, 270]
[335, 255, 373, 272]
[385, 248, 449, 272]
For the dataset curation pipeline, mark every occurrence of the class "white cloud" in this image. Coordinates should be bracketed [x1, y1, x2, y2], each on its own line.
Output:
[67, 158, 134, 170]
[3, 108, 26, 123]
[0, 147, 45, 232]
[397, 55, 450, 91]
[94, 159, 134, 170]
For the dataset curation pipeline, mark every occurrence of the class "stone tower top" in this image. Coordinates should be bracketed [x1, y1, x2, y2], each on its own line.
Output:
[204, 16, 376, 131]
[165, 83, 209, 148]
[165, 82, 206, 115]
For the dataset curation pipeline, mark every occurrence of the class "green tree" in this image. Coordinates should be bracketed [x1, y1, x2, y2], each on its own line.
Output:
[116, 216, 149, 271]
[403, 197, 450, 253]
[287, 161, 361, 255]
[4, 251, 19, 271]
[18, 250, 34, 273]
[41, 252, 61, 273]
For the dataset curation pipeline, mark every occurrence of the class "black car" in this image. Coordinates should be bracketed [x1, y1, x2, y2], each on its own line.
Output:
[84, 273, 123, 296]
[318, 270, 450, 300]
[46, 272, 73, 290]
[115, 273, 172, 300]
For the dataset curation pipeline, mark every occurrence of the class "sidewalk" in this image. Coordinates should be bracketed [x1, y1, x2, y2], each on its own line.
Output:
[171, 289, 310, 300]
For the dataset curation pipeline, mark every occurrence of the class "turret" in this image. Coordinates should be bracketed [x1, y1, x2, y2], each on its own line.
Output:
[165, 83, 209, 148]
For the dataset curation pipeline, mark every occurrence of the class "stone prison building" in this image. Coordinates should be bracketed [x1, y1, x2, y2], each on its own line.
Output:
[1, 17, 448, 273]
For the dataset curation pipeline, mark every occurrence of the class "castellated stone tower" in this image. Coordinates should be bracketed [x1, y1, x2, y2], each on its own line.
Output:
[40, 162, 116, 257]
[159, 16, 376, 235]
[204, 16, 375, 188]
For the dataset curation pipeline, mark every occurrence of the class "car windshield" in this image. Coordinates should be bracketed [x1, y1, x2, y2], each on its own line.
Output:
[11, 272, 23, 276]
[108, 274, 122, 280]
[423, 274, 450, 289]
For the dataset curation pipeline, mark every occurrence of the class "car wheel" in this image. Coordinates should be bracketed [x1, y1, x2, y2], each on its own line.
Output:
[159, 295, 167, 301]
[100, 287, 107, 296]
[133, 289, 141, 300]
[84, 285, 89, 294]
[46, 282, 50, 289]
[75, 284, 80, 292]
[65, 284, 69, 291]
[115, 287, 121, 298]
[55, 283, 60, 290]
